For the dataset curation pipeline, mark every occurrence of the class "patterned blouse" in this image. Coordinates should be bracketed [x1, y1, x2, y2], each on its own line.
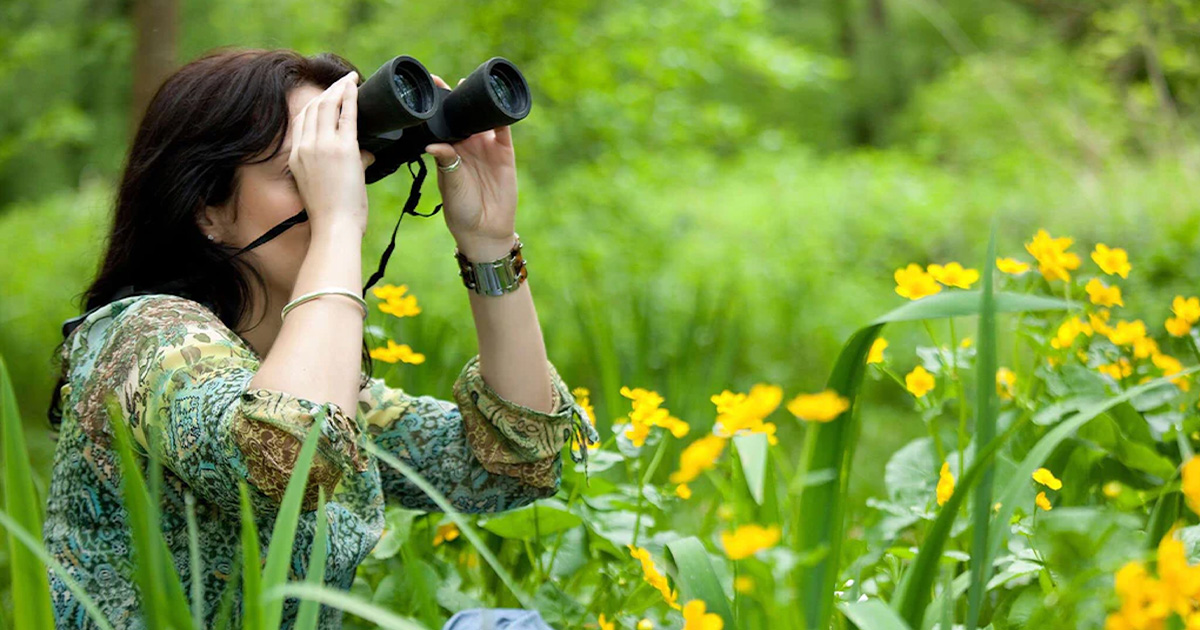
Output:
[42, 293, 599, 629]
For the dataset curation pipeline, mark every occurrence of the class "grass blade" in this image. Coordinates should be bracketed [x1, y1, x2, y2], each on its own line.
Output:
[891, 417, 1026, 627]
[793, 290, 1072, 628]
[294, 488, 329, 630]
[103, 394, 192, 630]
[360, 439, 534, 609]
[184, 492, 204, 630]
[966, 227, 999, 630]
[0, 354, 54, 630]
[266, 583, 428, 630]
[261, 415, 327, 630]
[664, 536, 735, 627]
[240, 483, 262, 630]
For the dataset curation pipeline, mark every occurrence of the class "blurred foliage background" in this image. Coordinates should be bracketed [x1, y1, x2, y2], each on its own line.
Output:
[4, 0, 1200, 534]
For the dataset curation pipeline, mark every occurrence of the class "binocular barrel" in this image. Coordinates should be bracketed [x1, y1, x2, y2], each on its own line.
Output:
[358, 56, 533, 184]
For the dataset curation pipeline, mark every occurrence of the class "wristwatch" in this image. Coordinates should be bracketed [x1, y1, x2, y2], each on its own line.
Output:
[454, 233, 528, 296]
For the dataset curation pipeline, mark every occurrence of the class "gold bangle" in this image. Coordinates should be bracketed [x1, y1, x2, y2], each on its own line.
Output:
[281, 288, 368, 323]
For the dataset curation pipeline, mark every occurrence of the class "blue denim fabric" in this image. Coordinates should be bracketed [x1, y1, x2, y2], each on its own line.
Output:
[441, 608, 555, 630]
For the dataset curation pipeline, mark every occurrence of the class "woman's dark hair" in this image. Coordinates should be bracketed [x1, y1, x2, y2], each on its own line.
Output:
[47, 47, 375, 429]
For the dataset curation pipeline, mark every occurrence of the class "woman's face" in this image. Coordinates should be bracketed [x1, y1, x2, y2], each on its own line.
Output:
[201, 81, 368, 304]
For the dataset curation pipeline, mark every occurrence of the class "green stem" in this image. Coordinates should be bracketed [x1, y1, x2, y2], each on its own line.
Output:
[948, 318, 968, 475]
[631, 437, 671, 549]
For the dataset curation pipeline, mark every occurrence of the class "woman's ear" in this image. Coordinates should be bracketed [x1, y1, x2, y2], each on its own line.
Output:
[197, 198, 231, 244]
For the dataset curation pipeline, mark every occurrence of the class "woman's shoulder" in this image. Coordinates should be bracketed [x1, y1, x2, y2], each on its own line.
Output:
[64, 293, 248, 369]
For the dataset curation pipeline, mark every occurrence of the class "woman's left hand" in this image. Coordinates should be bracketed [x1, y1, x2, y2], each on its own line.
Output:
[425, 74, 519, 261]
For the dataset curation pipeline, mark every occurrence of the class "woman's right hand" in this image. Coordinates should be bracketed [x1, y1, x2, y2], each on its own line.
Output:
[288, 70, 372, 238]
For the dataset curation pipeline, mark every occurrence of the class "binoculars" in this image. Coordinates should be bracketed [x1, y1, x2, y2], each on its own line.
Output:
[357, 56, 533, 184]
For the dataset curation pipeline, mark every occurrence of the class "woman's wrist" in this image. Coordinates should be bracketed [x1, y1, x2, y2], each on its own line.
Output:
[454, 232, 518, 262]
[311, 216, 366, 243]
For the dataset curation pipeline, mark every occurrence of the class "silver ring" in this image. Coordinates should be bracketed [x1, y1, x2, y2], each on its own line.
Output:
[437, 154, 462, 173]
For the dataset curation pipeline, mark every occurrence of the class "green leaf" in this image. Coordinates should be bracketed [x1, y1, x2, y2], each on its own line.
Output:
[733, 433, 769, 505]
[184, 492, 204, 630]
[985, 368, 1200, 586]
[261, 415, 327, 630]
[793, 289, 1072, 629]
[664, 536, 735, 628]
[840, 599, 914, 630]
[104, 394, 192, 630]
[966, 227, 999, 630]
[480, 499, 583, 539]
[266, 583, 427, 630]
[294, 488, 329, 630]
[0, 354, 54, 630]
[361, 439, 534, 608]
[239, 483, 262, 630]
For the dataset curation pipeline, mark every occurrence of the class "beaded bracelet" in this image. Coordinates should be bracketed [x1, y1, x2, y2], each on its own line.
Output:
[280, 288, 368, 323]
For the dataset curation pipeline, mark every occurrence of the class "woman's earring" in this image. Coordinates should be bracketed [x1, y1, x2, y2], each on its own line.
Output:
[207, 234, 215, 241]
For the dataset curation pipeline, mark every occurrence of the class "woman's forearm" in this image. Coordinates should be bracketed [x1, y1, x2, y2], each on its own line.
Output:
[249, 221, 364, 415]
[459, 239, 555, 414]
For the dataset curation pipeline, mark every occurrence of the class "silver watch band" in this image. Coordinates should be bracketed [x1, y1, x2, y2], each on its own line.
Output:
[454, 233, 527, 296]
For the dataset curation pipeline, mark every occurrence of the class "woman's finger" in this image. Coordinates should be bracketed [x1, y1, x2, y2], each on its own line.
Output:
[339, 77, 358, 139]
[425, 143, 461, 170]
[316, 78, 349, 144]
[494, 124, 512, 148]
[430, 73, 451, 90]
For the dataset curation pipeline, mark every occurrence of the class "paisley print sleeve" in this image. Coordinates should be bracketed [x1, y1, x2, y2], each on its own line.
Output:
[95, 295, 370, 515]
[357, 354, 599, 513]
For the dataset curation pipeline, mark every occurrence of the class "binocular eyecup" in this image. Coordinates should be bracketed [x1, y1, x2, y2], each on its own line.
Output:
[358, 56, 532, 184]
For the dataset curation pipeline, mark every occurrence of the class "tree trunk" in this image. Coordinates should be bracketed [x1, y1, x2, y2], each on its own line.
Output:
[130, 0, 178, 140]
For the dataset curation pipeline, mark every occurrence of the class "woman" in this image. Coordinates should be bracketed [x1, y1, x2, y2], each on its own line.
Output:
[42, 47, 598, 629]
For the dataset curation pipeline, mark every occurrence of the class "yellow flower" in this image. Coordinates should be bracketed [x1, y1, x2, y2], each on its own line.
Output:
[371, 283, 410, 302]
[1050, 317, 1093, 349]
[1133, 336, 1160, 360]
[669, 435, 728, 485]
[621, 386, 689, 446]
[1103, 481, 1123, 498]
[711, 385, 781, 444]
[996, 257, 1030, 275]
[682, 600, 724, 630]
[905, 366, 936, 398]
[433, 522, 460, 546]
[936, 462, 954, 506]
[1157, 526, 1200, 615]
[369, 340, 426, 364]
[1098, 359, 1133, 380]
[1035, 491, 1052, 511]
[598, 614, 615, 630]
[1086, 278, 1124, 308]
[637, 620, 655, 630]
[1025, 229, 1081, 282]
[928, 262, 980, 289]
[1106, 320, 1147, 347]
[1032, 468, 1063, 490]
[867, 338, 888, 364]
[1166, 316, 1193, 338]
[628, 546, 680, 610]
[734, 576, 755, 593]
[960, 337, 973, 348]
[1090, 309, 1114, 338]
[1152, 353, 1190, 392]
[570, 388, 600, 452]
[720, 524, 781, 560]
[786, 390, 850, 423]
[894, 263, 943, 300]
[996, 367, 1017, 400]
[1183, 456, 1200, 517]
[1092, 244, 1131, 278]
[1174, 296, 1200, 324]
[1106, 560, 1169, 630]
[675, 484, 692, 500]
